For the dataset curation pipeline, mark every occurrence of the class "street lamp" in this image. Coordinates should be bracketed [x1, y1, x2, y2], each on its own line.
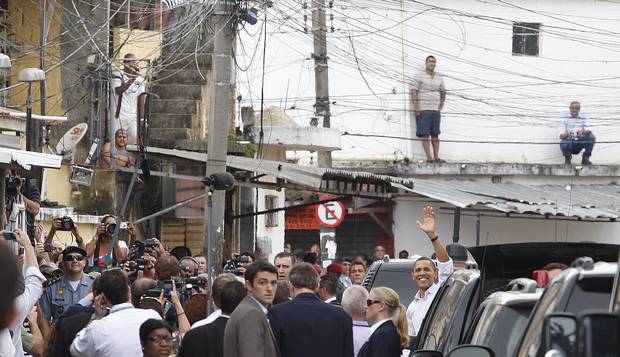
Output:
[18, 68, 45, 152]
[0, 53, 11, 69]
[0, 54, 11, 107]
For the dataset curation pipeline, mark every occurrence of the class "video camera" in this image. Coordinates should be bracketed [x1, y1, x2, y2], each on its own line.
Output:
[223, 254, 251, 276]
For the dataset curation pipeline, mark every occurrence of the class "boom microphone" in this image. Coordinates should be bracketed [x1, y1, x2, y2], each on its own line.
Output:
[203, 172, 235, 191]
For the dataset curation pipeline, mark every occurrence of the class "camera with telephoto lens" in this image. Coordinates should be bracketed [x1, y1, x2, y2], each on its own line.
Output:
[5, 175, 22, 198]
[223, 254, 251, 276]
[57, 216, 75, 231]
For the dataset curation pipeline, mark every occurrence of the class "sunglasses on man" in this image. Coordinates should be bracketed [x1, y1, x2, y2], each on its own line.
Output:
[64, 255, 85, 262]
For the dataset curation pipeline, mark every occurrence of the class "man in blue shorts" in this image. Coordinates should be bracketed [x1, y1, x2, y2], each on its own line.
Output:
[411, 55, 447, 163]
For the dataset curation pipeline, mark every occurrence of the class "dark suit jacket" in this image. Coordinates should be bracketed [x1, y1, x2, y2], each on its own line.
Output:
[357, 320, 401, 357]
[179, 316, 228, 357]
[52, 311, 93, 357]
[223, 296, 279, 357]
[268, 293, 354, 357]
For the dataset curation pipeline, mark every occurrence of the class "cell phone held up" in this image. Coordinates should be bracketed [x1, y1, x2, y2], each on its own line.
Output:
[2, 230, 17, 241]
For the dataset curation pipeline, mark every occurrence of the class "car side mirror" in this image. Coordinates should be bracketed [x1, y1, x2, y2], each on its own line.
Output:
[410, 350, 443, 357]
[542, 313, 577, 355]
[447, 345, 495, 357]
[577, 312, 620, 357]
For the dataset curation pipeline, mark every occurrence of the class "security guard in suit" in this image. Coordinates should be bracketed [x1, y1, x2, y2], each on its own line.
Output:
[39, 246, 95, 322]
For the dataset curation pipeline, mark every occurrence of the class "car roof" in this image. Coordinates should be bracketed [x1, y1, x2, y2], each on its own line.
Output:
[481, 291, 542, 307]
[577, 262, 618, 279]
[467, 242, 620, 279]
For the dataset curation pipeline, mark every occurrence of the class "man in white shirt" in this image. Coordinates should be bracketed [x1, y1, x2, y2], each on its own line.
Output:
[411, 55, 447, 163]
[559, 101, 595, 165]
[341, 285, 371, 357]
[0, 230, 36, 357]
[191, 273, 237, 329]
[70, 269, 161, 357]
[406, 206, 454, 338]
[110, 53, 146, 144]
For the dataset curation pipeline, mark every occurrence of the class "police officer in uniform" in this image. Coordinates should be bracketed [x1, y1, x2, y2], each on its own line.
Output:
[39, 246, 94, 322]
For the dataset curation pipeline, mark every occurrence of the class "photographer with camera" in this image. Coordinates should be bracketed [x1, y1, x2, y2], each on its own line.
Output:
[1, 228, 46, 356]
[85, 215, 135, 272]
[40, 246, 95, 322]
[3, 170, 41, 245]
[45, 216, 86, 253]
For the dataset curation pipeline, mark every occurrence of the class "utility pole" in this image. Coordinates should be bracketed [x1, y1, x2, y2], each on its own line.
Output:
[204, 0, 235, 309]
[312, 0, 331, 168]
[312, 0, 335, 263]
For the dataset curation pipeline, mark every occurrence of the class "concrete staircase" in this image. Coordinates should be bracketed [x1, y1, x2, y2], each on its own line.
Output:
[148, 50, 211, 149]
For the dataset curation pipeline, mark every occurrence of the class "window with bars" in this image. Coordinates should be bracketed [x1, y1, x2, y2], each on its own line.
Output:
[265, 195, 279, 227]
[512, 22, 540, 56]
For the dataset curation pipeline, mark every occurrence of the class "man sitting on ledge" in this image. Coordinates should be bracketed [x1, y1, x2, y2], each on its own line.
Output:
[559, 101, 595, 165]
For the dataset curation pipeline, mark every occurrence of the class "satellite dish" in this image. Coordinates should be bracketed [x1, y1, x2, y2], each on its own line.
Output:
[56, 123, 88, 160]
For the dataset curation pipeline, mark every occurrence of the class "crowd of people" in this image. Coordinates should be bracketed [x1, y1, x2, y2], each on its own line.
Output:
[0, 206, 453, 357]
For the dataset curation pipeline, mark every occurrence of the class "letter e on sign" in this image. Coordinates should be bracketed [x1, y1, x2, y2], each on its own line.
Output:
[315, 199, 345, 228]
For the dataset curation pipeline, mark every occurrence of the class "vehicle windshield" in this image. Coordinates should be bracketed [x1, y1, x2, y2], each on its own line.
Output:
[421, 277, 470, 350]
[517, 275, 613, 357]
[470, 304, 533, 357]
[565, 277, 613, 313]
[370, 265, 418, 306]
[517, 281, 564, 357]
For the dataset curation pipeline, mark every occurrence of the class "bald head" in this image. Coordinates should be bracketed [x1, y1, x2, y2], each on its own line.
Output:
[131, 278, 157, 306]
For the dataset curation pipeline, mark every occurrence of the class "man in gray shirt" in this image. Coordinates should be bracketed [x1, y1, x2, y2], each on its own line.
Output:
[411, 55, 447, 163]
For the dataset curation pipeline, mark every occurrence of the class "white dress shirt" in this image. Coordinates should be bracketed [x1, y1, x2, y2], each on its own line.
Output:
[324, 296, 337, 304]
[369, 318, 392, 336]
[0, 328, 16, 357]
[9, 267, 46, 357]
[352, 320, 371, 357]
[190, 308, 222, 330]
[406, 258, 454, 336]
[70, 302, 161, 357]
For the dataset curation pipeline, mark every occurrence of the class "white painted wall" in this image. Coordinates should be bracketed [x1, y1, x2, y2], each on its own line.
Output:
[255, 187, 286, 262]
[393, 197, 620, 258]
[404, 0, 620, 164]
[237, 0, 620, 164]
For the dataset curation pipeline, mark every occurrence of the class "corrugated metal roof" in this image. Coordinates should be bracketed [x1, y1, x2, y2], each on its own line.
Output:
[131, 146, 414, 195]
[407, 179, 620, 220]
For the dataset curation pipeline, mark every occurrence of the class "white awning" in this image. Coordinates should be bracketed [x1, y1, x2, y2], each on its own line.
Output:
[400, 179, 620, 220]
[0, 106, 67, 132]
[126, 145, 414, 197]
[0, 147, 62, 171]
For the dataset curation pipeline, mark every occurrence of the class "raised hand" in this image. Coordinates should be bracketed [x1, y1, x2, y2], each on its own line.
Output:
[416, 206, 437, 238]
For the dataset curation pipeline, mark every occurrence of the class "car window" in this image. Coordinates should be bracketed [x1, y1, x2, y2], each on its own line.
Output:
[471, 304, 532, 357]
[517, 281, 564, 357]
[421, 278, 469, 350]
[370, 266, 418, 307]
[565, 277, 613, 313]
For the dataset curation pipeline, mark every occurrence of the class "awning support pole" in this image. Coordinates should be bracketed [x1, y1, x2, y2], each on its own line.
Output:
[452, 207, 461, 243]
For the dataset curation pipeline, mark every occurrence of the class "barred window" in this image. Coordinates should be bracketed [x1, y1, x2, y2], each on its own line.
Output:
[512, 22, 540, 56]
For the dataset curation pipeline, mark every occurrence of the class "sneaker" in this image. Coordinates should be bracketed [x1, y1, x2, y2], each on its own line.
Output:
[581, 158, 592, 165]
[564, 157, 571, 165]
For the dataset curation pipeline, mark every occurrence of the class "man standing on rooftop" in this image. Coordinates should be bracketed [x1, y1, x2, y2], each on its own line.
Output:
[411, 55, 447, 163]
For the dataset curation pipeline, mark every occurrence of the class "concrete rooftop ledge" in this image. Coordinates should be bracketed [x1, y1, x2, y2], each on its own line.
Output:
[333, 160, 620, 177]
[396, 162, 620, 177]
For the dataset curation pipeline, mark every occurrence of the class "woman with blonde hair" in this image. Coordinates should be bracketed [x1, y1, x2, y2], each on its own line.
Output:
[358, 287, 409, 357]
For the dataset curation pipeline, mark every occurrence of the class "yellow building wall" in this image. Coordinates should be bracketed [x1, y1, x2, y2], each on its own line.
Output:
[8, 0, 63, 117]
[112, 28, 162, 73]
